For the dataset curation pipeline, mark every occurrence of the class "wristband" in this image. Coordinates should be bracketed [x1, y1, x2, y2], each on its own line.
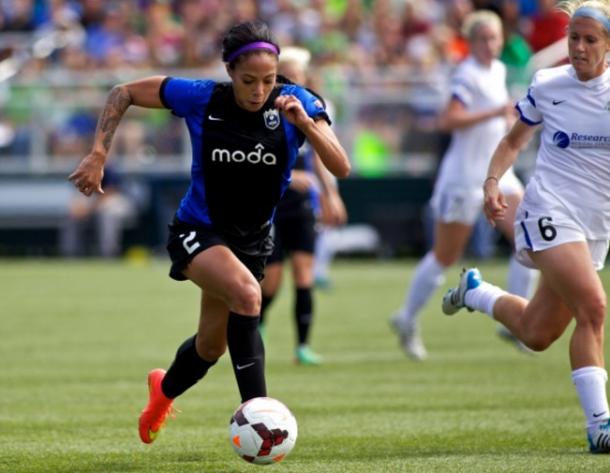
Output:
[484, 176, 499, 185]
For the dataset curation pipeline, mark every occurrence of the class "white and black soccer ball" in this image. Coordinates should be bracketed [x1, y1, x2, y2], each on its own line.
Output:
[229, 397, 298, 465]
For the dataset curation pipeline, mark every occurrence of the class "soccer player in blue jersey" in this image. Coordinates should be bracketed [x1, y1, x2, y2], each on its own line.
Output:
[69, 20, 350, 444]
[259, 46, 347, 366]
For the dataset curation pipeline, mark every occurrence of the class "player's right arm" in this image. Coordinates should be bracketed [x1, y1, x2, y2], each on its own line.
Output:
[483, 120, 539, 225]
[69, 76, 167, 196]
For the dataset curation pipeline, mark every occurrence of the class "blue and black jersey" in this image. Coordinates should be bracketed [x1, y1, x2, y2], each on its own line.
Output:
[274, 143, 320, 220]
[160, 77, 329, 241]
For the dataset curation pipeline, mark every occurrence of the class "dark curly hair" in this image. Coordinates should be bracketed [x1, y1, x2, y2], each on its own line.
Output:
[222, 20, 281, 68]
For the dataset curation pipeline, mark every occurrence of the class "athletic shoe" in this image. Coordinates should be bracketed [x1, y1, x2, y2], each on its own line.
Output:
[138, 369, 175, 444]
[442, 267, 481, 315]
[496, 326, 534, 355]
[588, 419, 610, 453]
[314, 276, 333, 291]
[390, 314, 428, 361]
[295, 345, 322, 366]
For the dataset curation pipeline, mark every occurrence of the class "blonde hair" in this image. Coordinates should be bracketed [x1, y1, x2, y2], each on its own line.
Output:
[278, 46, 311, 70]
[557, 0, 610, 19]
[461, 10, 503, 41]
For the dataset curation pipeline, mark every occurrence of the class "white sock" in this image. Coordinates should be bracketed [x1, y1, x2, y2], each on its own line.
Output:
[572, 366, 610, 428]
[399, 252, 446, 326]
[507, 256, 538, 298]
[464, 281, 507, 317]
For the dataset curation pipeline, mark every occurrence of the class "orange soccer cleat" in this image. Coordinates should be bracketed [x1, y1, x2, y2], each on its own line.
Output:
[138, 369, 176, 444]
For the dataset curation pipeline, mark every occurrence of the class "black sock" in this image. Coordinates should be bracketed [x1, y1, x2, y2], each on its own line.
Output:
[161, 335, 217, 399]
[259, 294, 274, 326]
[295, 287, 313, 345]
[227, 312, 266, 402]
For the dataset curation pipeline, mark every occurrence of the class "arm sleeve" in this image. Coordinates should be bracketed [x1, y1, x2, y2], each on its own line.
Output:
[515, 72, 543, 126]
[281, 85, 331, 125]
[159, 77, 216, 118]
[449, 69, 475, 107]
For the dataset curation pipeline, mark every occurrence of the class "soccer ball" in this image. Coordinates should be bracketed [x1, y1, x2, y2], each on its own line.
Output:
[229, 397, 298, 465]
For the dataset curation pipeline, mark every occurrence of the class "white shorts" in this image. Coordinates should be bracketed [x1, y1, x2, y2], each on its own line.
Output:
[513, 205, 609, 271]
[431, 171, 523, 225]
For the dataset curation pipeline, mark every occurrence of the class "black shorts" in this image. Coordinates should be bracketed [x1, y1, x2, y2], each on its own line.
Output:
[266, 214, 317, 264]
[166, 218, 273, 282]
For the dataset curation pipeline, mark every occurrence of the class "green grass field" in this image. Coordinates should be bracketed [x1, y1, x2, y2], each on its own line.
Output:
[2, 258, 610, 472]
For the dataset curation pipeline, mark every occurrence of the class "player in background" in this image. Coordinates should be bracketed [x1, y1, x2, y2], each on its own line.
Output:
[259, 46, 347, 365]
[442, 0, 610, 453]
[68, 20, 350, 444]
[391, 10, 536, 360]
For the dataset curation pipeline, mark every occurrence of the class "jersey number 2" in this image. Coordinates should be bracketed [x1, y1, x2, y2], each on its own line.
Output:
[181, 231, 201, 254]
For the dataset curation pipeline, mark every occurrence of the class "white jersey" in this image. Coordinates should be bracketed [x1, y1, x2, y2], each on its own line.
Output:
[516, 65, 610, 239]
[435, 56, 515, 191]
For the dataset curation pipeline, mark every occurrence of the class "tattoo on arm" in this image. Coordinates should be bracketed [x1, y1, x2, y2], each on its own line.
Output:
[96, 86, 132, 152]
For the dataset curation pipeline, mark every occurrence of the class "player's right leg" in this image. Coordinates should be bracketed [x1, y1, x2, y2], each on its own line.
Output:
[393, 221, 471, 360]
[259, 261, 284, 339]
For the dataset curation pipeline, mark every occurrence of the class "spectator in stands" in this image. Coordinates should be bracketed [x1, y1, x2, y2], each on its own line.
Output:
[526, 0, 569, 52]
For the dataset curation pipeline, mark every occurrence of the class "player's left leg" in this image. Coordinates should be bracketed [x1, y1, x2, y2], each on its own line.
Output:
[291, 250, 320, 365]
[139, 292, 227, 444]
[495, 192, 538, 351]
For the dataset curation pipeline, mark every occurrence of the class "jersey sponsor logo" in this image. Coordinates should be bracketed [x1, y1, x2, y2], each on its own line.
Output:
[263, 108, 280, 130]
[552, 130, 610, 149]
[552, 99, 566, 105]
[208, 115, 224, 121]
[552, 131, 570, 148]
[211, 143, 277, 165]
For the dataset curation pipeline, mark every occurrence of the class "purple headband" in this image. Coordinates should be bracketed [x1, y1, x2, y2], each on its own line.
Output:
[226, 41, 279, 64]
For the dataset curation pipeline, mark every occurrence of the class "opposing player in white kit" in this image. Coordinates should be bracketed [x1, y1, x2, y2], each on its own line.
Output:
[391, 10, 536, 360]
[443, 0, 610, 453]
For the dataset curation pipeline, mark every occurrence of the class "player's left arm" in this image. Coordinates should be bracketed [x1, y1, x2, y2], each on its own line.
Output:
[274, 94, 350, 178]
[312, 152, 347, 226]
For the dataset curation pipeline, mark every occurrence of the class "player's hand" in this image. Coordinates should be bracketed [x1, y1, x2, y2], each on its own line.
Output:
[289, 170, 316, 193]
[483, 179, 507, 227]
[274, 95, 311, 129]
[320, 192, 348, 226]
[68, 152, 105, 196]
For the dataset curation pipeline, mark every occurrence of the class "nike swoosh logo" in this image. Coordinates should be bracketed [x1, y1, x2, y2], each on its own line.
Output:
[208, 115, 224, 121]
[236, 362, 255, 370]
[593, 411, 607, 418]
[552, 100, 566, 105]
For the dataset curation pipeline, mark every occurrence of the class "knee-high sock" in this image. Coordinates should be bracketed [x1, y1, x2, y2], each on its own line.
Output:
[399, 251, 446, 326]
[573, 366, 610, 428]
[227, 312, 266, 402]
[507, 256, 538, 299]
[295, 287, 313, 345]
[259, 294, 274, 326]
[161, 334, 217, 399]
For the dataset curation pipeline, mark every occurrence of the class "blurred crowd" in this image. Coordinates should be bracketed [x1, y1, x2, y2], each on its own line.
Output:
[0, 0, 569, 171]
[1, 0, 567, 73]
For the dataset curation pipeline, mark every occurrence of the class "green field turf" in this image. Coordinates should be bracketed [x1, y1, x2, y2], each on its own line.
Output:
[2, 258, 610, 472]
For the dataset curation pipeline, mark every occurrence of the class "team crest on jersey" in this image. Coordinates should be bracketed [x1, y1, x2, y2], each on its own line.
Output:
[263, 108, 280, 130]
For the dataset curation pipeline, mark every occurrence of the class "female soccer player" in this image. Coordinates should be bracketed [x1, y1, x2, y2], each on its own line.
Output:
[259, 46, 347, 366]
[443, 0, 610, 453]
[68, 20, 350, 444]
[391, 10, 536, 360]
